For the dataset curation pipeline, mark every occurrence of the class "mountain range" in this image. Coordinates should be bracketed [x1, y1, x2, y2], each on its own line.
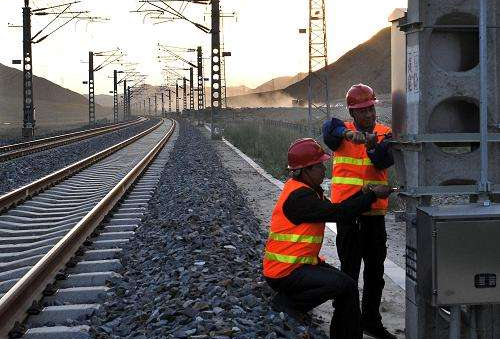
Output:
[0, 63, 111, 127]
[0, 27, 390, 125]
[228, 27, 390, 107]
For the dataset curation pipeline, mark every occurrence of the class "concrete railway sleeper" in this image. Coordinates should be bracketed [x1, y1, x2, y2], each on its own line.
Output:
[0, 117, 147, 163]
[0, 119, 176, 339]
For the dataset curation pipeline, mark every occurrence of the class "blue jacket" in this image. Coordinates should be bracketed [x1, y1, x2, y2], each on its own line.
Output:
[322, 118, 394, 170]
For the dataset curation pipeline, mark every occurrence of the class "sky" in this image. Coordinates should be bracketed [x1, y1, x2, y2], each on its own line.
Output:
[1, 0, 407, 95]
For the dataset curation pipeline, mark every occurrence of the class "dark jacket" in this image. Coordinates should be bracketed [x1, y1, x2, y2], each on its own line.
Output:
[282, 181, 377, 225]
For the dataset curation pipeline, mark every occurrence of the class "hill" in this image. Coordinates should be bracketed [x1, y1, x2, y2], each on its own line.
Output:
[0, 63, 112, 126]
[285, 27, 390, 101]
[227, 27, 391, 107]
[251, 73, 307, 93]
[83, 94, 114, 108]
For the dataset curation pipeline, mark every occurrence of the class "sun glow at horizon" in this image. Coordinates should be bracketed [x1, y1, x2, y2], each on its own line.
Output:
[0, 0, 407, 95]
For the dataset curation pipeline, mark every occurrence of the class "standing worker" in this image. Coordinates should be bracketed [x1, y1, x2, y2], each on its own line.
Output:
[263, 138, 393, 339]
[322, 84, 396, 339]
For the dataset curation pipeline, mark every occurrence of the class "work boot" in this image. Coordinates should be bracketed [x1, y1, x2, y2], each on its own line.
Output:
[363, 324, 397, 339]
[271, 296, 311, 324]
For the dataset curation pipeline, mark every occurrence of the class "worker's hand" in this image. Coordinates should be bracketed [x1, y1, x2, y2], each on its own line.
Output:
[365, 133, 378, 150]
[369, 185, 395, 199]
[344, 130, 366, 144]
[362, 184, 373, 194]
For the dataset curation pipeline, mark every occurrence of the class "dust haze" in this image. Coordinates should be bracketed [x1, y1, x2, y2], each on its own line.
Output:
[227, 91, 297, 108]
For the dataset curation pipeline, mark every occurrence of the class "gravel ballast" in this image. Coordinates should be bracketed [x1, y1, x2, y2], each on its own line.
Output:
[92, 120, 328, 339]
[0, 121, 112, 147]
[0, 118, 159, 195]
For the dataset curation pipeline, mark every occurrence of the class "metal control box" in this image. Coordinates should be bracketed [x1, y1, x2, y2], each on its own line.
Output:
[417, 204, 500, 306]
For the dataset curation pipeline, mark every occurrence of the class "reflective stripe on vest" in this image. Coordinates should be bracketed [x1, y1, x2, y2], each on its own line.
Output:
[263, 179, 325, 279]
[331, 176, 388, 186]
[334, 156, 373, 166]
[331, 122, 391, 214]
[265, 251, 319, 265]
[269, 231, 323, 244]
[364, 209, 387, 216]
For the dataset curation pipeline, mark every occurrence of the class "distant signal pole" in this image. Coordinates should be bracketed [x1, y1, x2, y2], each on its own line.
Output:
[21, 0, 34, 139]
[189, 67, 195, 110]
[87, 49, 123, 126]
[161, 91, 165, 117]
[210, 0, 222, 138]
[113, 70, 118, 122]
[157, 44, 198, 111]
[197, 46, 204, 110]
[175, 79, 179, 113]
[13, 0, 99, 139]
[183, 77, 187, 111]
[123, 79, 127, 122]
[133, 0, 230, 138]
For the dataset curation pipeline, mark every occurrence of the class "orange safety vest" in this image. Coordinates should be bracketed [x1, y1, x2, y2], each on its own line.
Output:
[263, 179, 325, 279]
[331, 121, 391, 216]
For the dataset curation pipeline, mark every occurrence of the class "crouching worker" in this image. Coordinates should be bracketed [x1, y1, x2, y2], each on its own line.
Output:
[262, 138, 393, 339]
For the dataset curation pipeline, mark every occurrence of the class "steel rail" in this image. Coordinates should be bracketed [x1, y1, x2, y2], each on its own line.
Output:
[0, 119, 163, 213]
[0, 117, 144, 153]
[0, 117, 147, 162]
[0, 119, 176, 339]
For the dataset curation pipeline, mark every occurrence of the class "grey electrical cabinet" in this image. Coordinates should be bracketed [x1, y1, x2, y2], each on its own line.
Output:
[417, 204, 500, 306]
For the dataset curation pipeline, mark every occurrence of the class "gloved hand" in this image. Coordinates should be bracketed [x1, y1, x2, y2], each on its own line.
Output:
[344, 130, 366, 144]
[365, 132, 378, 150]
[362, 184, 394, 199]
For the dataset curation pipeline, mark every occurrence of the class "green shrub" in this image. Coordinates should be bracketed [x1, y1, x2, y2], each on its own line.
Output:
[222, 121, 300, 181]
[222, 120, 400, 211]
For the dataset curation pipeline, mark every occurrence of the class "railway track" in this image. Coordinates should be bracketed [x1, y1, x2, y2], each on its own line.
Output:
[0, 118, 176, 339]
[0, 117, 147, 163]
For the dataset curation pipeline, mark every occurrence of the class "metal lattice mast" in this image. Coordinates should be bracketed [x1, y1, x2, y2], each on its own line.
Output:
[183, 77, 187, 110]
[220, 14, 227, 108]
[22, 0, 34, 139]
[88, 49, 123, 126]
[17, 0, 100, 138]
[175, 81, 179, 113]
[122, 79, 127, 123]
[88, 52, 95, 126]
[168, 89, 172, 113]
[307, 0, 330, 135]
[161, 91, 165, 116]
[113, 70, 118, 122]
[127, 87, 131, 118]
[197, 46, 204, 110]
[155, 92, 158, 115]
[189, 67, 195, 110]
[210, 0, 222, 138]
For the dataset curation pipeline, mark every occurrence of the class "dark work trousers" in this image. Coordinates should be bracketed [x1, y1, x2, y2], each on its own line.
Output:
[266, 262, 362, 339]
[336, 215, 387, 326]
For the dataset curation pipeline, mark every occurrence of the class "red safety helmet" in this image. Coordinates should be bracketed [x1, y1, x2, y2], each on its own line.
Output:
[287, 138, 331, 170]
[346, 83, 378, 109]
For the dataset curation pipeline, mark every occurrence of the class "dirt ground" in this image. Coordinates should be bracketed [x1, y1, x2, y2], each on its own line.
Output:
[200, 125, 406, 338]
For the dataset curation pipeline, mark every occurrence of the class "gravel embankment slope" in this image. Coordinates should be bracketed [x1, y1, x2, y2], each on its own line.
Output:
[92, 120, 328, 339]
[0, 118, 159, 195]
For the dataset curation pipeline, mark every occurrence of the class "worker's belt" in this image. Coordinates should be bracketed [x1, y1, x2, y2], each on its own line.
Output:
[363, 209, 387, 216]
[268, 231, 323, 244]
[265, 251, 319, 265]
[333, 156, 373, 166]
[331, 177, 388, 186]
